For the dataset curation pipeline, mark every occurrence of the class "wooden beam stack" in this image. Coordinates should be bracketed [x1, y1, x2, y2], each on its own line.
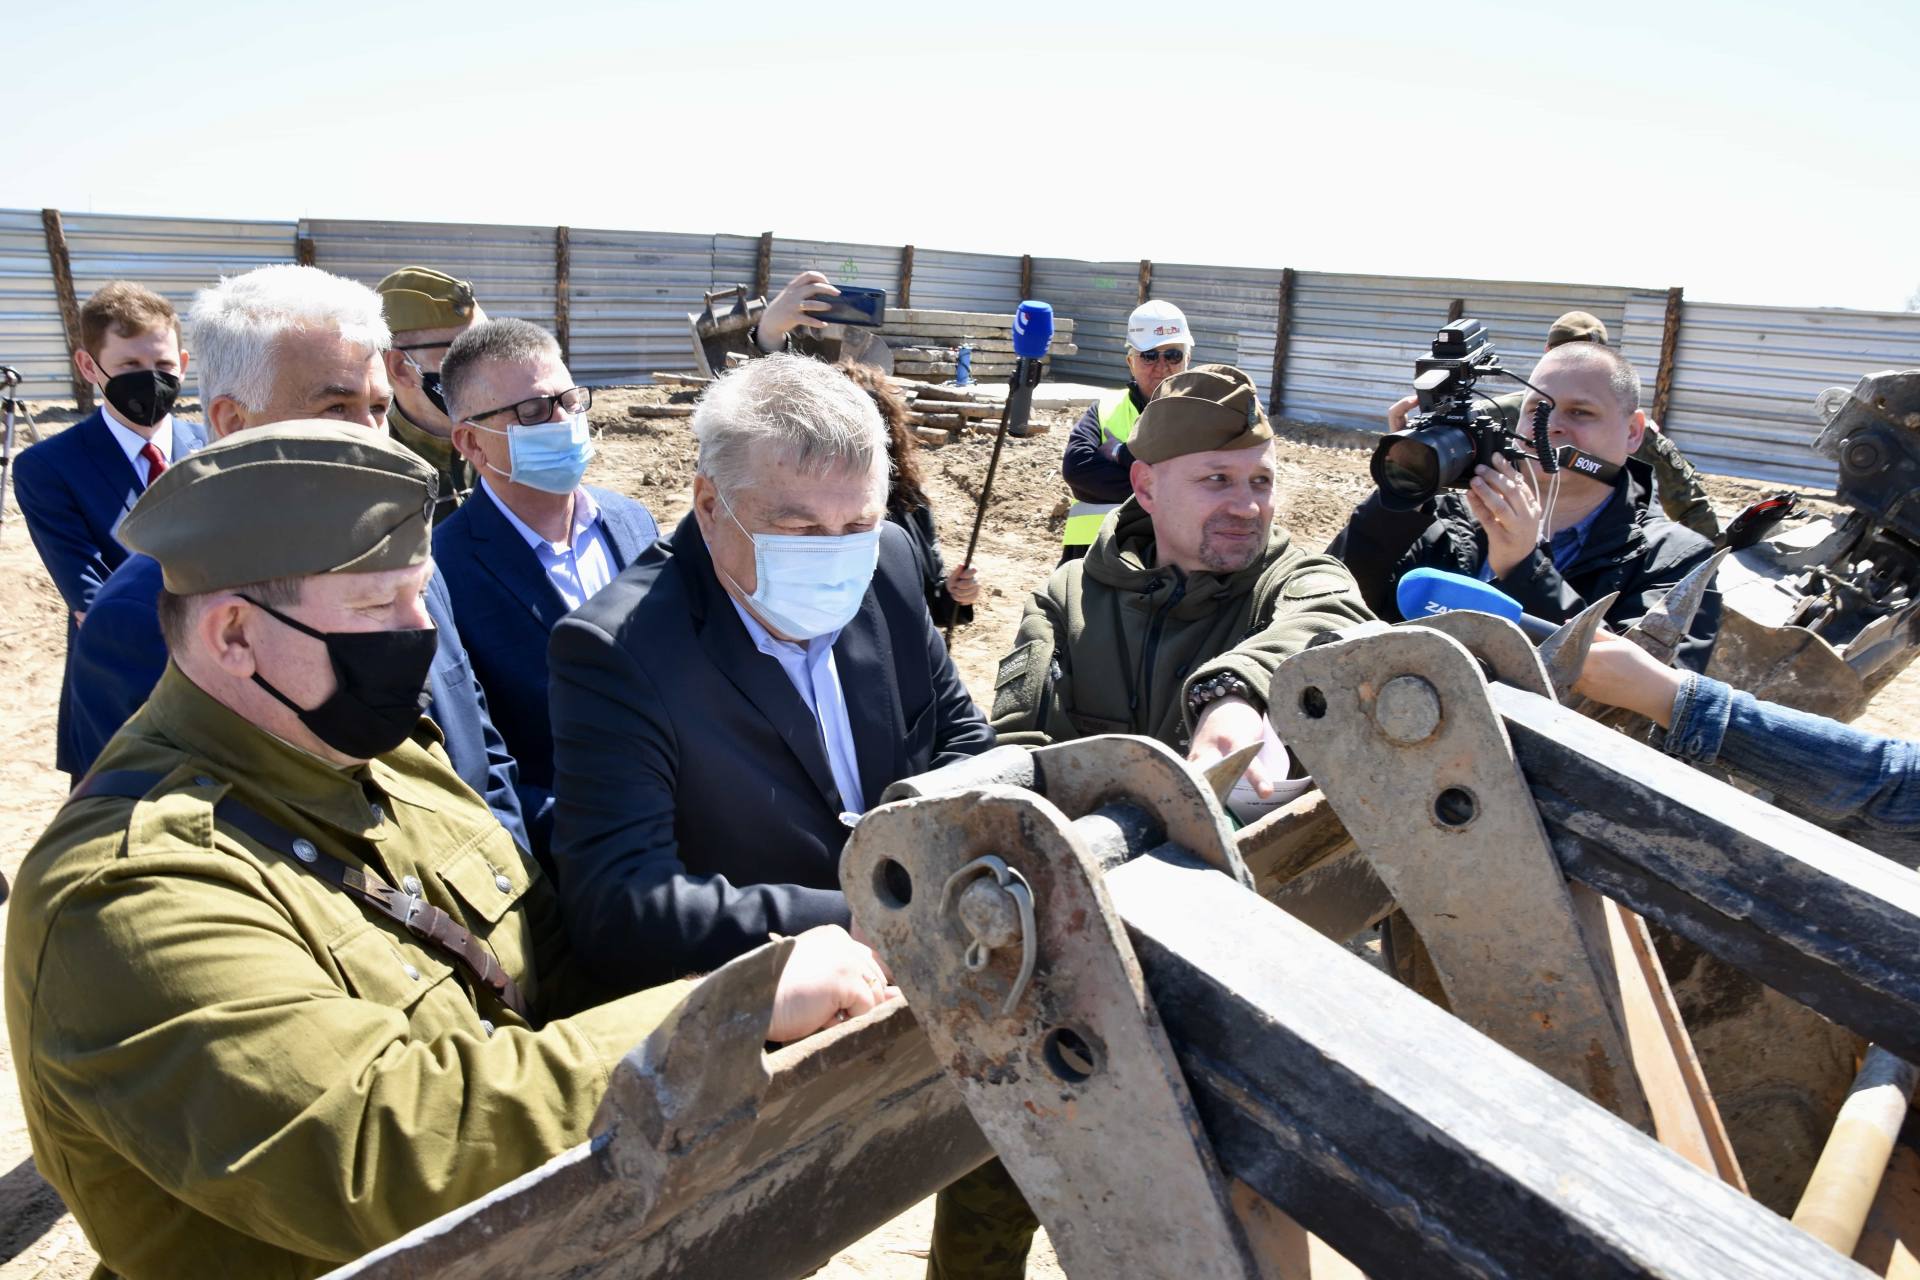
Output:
[882, 308, 1078, 384]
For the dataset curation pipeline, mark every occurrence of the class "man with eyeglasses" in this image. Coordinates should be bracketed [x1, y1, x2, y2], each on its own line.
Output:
[376, 267, 488, 525]
[1058, 299, 1194, 562]
[434, 319, 659, 865]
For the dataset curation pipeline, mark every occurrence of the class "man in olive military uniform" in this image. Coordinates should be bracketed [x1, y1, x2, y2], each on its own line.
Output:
[1386, 310, 1719, 538]
[993, 364, 1372, 789]
[376, 266, 486, 524]
[4, 423, 892, 1280]
[961, 366, 1372, 1277]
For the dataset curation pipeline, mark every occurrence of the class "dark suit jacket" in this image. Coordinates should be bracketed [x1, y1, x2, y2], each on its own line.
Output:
[549, 514, 995, 990]
[66, 554, 531, 853]
[432, 484, 658, 860]
[12, 410, 209, 773]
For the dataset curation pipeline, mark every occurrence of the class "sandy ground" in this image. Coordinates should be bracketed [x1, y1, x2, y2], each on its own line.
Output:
[2, 387, 1917, 1278]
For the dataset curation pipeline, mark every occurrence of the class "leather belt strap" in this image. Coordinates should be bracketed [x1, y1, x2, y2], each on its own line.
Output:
[73, 769, 528, 1019]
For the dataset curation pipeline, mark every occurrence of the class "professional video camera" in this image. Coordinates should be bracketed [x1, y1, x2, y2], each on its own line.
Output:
[1369, 319, 1558, 511]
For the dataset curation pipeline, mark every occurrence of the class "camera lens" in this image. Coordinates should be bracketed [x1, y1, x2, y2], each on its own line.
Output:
[1370, 426, 1478, 511]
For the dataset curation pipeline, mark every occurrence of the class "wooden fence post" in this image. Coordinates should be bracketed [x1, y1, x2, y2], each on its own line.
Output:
[1652, 286, 1684, 425]
[554, 226, 572, 365]
[1137, 259, 1153, 304]
[1269, 268, 1297, 417]
[754, 232, 774, 299]
[40, 208, 91, 411]
[897, 245, 913, 309]
[295, 235, 316, 267]
[1019, 254, 1033, 301]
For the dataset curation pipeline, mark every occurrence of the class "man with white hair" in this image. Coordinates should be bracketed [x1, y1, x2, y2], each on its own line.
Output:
[63, 264, 528, 850]
[546, 352, 993, 988]
[1058, 299, 1195, 561]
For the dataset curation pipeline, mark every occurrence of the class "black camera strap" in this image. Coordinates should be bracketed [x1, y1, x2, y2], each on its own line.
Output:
[1554, 446, 1622, 485]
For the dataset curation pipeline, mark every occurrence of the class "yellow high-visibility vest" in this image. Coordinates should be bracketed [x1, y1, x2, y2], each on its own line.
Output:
[1061, 391, 1142, 548]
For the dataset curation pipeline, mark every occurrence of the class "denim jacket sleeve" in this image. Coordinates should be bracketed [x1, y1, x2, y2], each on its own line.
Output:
[1664, 673, 1920, 835]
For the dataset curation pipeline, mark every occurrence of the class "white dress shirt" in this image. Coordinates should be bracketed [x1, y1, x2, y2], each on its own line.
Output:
[100, 402, 175, 487]
[479, 479, 616, 611]
[728, 596, 866, 816]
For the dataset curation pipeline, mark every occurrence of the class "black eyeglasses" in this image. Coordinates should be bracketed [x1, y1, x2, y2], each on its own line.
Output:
[393, 341, 453, 352]
[1135, 347, 1187, 365]
[467, 386, 594, 426]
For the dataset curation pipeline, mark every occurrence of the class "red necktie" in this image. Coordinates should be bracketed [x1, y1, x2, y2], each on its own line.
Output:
[139, 442, 168, 488]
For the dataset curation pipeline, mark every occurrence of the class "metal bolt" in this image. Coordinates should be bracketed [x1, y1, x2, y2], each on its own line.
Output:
[1375, 675, 1442, 744]
[957, 876, 1024, 953]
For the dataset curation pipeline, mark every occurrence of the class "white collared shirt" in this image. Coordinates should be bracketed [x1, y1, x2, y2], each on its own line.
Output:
[100, 401, 175, 487]
[479, 479, 615, 611]
[727, 597, 865, 815]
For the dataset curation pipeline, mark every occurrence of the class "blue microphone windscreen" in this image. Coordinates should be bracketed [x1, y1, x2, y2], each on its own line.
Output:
[1396, 567, 1523, 623]
[1012, 301, 1055, 359]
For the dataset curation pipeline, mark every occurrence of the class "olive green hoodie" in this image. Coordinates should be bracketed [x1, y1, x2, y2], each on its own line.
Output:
[991, 497, 1373, 749]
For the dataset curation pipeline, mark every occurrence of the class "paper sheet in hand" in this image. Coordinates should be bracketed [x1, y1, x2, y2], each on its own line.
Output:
[1226, 720, 1314, 824]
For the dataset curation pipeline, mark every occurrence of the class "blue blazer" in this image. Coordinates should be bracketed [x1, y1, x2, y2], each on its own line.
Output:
[66, 554, 531, 855]
[13, 410, 209, 774]
[432, 484, 659, 863]
[547, 515, 994, 992]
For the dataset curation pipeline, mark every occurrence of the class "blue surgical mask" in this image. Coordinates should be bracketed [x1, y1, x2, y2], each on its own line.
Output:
[714, 487, 881, 640]
[476, 411, 595, 495]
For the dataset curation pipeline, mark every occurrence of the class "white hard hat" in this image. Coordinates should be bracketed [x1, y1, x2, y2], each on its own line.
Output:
[1127, 300, 1192, 352]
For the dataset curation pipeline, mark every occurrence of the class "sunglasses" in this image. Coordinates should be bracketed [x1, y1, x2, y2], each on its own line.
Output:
[1134, 347, 1188, 365]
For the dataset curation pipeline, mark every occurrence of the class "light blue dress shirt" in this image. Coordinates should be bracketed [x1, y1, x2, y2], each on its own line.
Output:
[479, 479, 615, 610]
[728, 596, 865, 816]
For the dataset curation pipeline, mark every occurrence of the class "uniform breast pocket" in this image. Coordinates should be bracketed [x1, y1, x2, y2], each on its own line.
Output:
[435, 844, 534, 980]
[327, 923, 456, 1020]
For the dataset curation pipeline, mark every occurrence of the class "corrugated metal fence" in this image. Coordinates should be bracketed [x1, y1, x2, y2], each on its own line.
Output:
[8, 206, 1920, 489]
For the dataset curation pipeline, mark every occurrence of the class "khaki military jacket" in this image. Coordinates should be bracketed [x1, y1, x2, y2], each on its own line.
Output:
[991, 499, 1372, 749]
[5, 666, 688, 1279]
[388, 403, 473, 527]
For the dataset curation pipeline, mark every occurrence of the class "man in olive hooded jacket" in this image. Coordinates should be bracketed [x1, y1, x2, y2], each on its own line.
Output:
[991, 364, 1372, 795]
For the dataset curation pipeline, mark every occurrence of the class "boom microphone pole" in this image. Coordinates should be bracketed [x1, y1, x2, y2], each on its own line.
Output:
[946, 301, 1054, 644]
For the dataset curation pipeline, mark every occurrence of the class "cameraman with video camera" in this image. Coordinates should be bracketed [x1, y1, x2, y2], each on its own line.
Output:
[1328, 322, 1722, 669]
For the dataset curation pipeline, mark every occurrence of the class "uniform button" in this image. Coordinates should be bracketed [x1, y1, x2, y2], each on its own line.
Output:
[479, 1019, 496, 1038]
[494, 873, 512, 893]
[291, 839, 319, 864]
[403, 963, 422, 982]
[369, 802, 386, 824]
[402, 875, 422, 896]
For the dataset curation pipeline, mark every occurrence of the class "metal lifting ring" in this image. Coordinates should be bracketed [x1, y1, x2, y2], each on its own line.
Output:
[939, 855, 1039, 1016]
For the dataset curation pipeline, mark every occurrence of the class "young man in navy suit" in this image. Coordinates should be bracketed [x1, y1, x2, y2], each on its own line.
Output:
[434, 319, 659, 864]
[13, 282, 209, 778]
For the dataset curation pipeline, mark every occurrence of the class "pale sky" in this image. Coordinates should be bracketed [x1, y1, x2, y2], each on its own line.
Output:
[4, 0, 1915, 312]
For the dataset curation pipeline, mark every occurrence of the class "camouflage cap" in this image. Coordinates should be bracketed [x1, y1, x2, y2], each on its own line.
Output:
[375, 266, 478, 334]
[1546, 310, 1609, 348]
[1128, 364, 1273, 464]
[119, 421, 438, 594]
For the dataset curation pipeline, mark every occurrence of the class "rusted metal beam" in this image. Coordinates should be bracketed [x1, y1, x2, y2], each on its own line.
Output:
[1653, 285, 1684, 424]
[554, 226, 572, 365]
[1268, 267, 1296, 417]
[40, 208, 91, 411]
[897, 244, 913, 309]
[753, 231, 773, 299]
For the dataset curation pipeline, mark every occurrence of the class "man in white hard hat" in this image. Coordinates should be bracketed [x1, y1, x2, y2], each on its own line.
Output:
[1057, 299, 1193, 562]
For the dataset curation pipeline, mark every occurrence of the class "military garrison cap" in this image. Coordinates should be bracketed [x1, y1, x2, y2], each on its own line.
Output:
[119, 421, 438, 594]
[376, 266, 478, 334]
[1129, 364, 1273, 463]
[1546, 311, 1609, 348]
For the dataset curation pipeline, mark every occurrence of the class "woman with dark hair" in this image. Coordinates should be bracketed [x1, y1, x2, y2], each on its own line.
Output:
[844, 365, 983, 629]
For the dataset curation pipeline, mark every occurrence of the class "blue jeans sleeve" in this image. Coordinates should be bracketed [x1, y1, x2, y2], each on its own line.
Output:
[1664, 673, 1920, 833]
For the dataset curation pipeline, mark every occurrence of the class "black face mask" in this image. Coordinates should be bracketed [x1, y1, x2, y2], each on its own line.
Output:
[401, 352, 449, 417]
[101, 369, 182, 428]
[242, 596, 438, 760]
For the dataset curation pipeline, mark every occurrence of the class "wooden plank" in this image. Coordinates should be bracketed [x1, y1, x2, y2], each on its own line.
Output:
[648, 372, 710, 388]
[905, 399, 996, 418]
[554, 226, 572, 365]
[1115, 854, 1871, 1280]
[1269, 267, 1296, 416]
[627, 403, 694, 419]
[1854, 1140, 1920, 1277]
[1653, 286, 1685, 424]
[1496, 683, 1920, 1059]
[886, 308, 1076, 333]
[40, 208, 92, 412]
